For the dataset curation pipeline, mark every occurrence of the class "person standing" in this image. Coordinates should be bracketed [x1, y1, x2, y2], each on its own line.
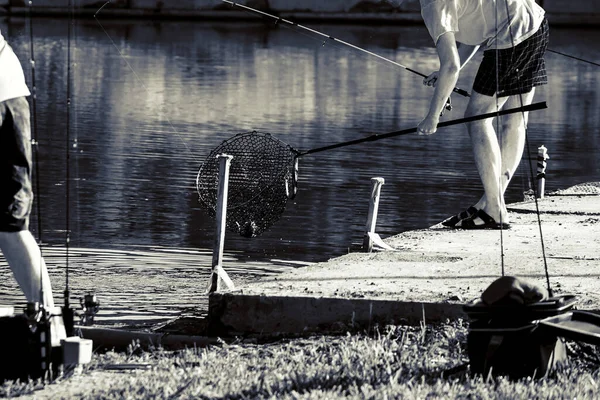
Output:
[0, 29, 57, 310]
[414, 0, 549, 229]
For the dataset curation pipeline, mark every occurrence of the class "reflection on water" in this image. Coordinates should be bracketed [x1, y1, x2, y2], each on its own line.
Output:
[0, 17, 598, 319]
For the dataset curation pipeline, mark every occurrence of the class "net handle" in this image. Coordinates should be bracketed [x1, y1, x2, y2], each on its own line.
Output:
[298, 101, 547, 157]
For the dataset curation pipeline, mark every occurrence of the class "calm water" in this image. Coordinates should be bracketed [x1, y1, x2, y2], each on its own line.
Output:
[0, 16, 598, 323]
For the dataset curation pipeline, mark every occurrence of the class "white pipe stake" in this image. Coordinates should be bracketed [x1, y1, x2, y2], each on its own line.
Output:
[209, 154, 235, 293]
[363, 177, 385, 252]
[536, 145, 549, 199]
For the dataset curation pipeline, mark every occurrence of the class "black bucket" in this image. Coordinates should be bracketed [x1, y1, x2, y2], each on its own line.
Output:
[0, 307, 63, 383]
[463, 295, 580, 379]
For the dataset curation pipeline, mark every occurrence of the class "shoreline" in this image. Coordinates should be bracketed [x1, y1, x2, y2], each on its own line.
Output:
[204, 182, 600, 337]
[18, 181, 590, 350]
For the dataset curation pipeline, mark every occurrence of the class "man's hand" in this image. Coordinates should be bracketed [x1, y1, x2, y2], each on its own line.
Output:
[417, 114, 439, 136]
[423, 71, 439, 87]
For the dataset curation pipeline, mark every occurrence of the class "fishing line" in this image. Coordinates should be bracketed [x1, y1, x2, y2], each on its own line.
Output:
[27, 2, 41, 243]
[228, 7, 440, 111]
[94, 1, 201, 165]
[494, 5, 506, 277]
[64, 0, 76, 313]
[26, 0, 45, 304]
[501, 0, 552, 295]
[221, 0, 470, 109]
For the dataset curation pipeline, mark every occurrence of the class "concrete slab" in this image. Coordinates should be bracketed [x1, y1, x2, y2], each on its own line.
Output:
[209, 293, 466, 335]
[209, 183, 600, 335]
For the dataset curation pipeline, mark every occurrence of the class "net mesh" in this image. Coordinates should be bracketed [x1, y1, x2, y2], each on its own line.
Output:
[196, 131, 297, 237]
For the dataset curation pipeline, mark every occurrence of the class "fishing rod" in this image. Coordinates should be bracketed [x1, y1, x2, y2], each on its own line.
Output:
[27, 0, 45, 312]
[221, 0, 471, 103]
[63, 0, 75, 335]
[298, 101, 547, 156]
[197, 101, 548, 237]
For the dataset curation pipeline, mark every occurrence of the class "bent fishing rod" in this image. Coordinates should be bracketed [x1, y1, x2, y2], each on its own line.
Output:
[221, 0, 471, 100]
[297, 101, 547, 156]
[196, 101, 548, 237]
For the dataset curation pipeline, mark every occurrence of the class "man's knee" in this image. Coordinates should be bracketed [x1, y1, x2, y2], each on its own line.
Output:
[498, 112, 527, 135]
[465, 111, 493, 135]
[464, 91, 504, 133]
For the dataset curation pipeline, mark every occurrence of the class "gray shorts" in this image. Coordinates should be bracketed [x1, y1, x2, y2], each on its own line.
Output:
[473, 18, 549, 97]
[0, 96, 33, 232]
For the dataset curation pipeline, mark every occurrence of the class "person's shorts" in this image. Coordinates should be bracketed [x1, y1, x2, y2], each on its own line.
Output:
[0, 96, 33, 232]
[473, 18, 549, 97]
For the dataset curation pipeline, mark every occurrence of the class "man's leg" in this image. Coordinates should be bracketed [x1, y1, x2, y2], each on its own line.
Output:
[1, 95, 65, 346]
[0, 97, 55, 309]
[0, 230, 55, 308]
[0, 231, 66, 347]
[464, 92, 509, 223]
[496, 90, 536, 194]
[465, 90, 535, 223]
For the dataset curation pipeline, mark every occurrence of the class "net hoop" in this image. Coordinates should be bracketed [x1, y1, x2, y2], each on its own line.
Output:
[196, 131, 297, 237]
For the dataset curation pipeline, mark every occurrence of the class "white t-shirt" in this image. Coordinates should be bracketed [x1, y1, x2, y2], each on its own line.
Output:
[420, 0, 545, 49]
[0, 30, 31, 103]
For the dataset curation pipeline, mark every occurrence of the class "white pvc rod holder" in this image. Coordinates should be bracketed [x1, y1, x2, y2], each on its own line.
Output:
[209, 154, 234, 293]
[536, 145, 549, 199]
[363, 177, 385, 253]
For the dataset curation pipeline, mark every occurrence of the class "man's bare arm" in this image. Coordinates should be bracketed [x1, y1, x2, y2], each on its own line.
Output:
[418, 32, 461, 134]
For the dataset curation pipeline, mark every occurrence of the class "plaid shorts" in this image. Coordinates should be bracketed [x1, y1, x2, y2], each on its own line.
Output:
[473, 18, 549, 97]
[0, 96, 33, 232]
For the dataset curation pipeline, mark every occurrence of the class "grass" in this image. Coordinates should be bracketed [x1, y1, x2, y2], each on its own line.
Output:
[2, 320, 600, 399]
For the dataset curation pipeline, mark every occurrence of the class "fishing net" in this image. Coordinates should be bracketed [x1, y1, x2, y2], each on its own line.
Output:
[196, 103, 546, 238]
[196, 131, 298, 238]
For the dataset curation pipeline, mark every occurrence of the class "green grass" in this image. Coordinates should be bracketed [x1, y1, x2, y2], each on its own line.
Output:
[2, 320, 600, 399]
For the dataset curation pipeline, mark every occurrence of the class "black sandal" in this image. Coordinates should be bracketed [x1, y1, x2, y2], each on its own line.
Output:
[454, 209, 511, 230]
[441, 206, 478, 227]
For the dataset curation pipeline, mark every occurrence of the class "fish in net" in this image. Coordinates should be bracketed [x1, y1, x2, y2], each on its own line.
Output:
[196, 131, 299, 238]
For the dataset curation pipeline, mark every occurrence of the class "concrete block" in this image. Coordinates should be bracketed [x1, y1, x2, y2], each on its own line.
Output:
[209, 293, 466, 335]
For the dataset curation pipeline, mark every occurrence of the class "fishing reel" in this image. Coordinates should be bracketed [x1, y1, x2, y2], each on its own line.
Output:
[64, 292, 101, 327]
[24, 301, 47, 332]
[80, 294, 100, 326]
[442, 96, 453, 115]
